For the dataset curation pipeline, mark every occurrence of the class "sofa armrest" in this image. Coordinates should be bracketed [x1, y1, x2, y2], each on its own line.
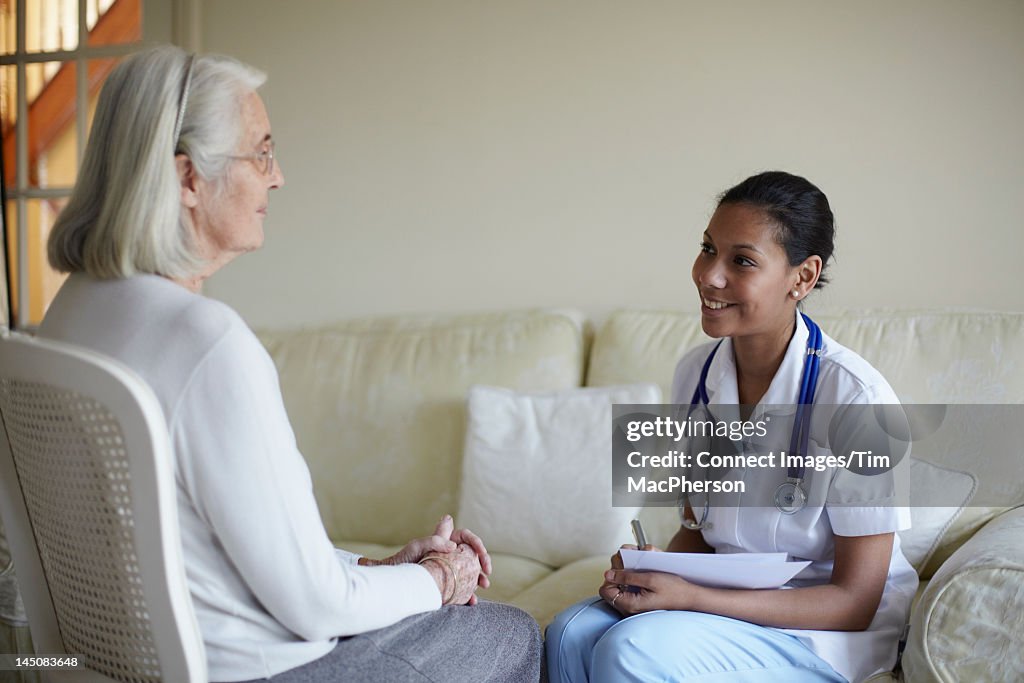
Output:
[903, 506, 1024, 683]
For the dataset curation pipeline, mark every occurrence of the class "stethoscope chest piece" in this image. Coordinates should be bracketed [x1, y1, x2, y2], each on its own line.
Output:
[774, 477, 807, 515]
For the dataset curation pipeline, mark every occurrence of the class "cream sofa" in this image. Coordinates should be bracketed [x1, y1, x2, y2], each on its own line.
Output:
[257, 307, 1024, 683]
[2, 308, 1023, 682]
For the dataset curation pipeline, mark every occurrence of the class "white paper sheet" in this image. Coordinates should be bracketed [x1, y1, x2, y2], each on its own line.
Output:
[618, 549, 810, 589]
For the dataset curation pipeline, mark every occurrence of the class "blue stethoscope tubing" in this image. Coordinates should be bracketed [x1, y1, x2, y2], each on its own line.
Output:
[681, 313, 823, 529]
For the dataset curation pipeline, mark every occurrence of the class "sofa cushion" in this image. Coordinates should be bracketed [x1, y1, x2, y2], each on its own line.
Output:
[903, 506, 1024, 682]
[509, 555, 611, 629]
[585, 309, 708, 398]
[477, 554, 554, 604]
[459, 383, 659, 567]
[812, 310, 1024, 404]
[898, 458, 976, 573]
[587, 308, 1024, 403]
[258, 310, 586, 546]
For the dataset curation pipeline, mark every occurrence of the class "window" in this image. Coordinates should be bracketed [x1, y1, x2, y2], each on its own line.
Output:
[1, 0, 142, 329]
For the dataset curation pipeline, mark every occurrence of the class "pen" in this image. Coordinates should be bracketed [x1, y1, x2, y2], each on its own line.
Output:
[631, 519, 648, 549]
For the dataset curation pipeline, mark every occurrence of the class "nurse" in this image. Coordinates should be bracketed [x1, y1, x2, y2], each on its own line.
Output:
[545, 171, 917, 683]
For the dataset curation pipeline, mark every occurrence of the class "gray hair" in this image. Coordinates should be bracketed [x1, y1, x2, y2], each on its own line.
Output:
[47, 45, 266, 278]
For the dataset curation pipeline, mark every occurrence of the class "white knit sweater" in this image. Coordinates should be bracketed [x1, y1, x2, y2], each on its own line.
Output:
[41, 273, 441, 682]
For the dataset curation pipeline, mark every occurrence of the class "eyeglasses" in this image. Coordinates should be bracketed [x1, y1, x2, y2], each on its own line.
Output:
[227, 140, 276, 175]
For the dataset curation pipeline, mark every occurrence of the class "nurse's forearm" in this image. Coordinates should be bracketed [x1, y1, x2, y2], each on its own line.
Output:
[687, 581, 880, 631]
[686, 532, 894, 631]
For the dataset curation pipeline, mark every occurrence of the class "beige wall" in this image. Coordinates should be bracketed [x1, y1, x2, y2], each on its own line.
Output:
[200, 0, 1024, 328]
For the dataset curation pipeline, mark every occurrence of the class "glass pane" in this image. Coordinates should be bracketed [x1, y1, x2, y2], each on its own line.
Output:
[87, 0, 140, 47]
[27, 60, 77, 188]
[1, 64, 14, 190]
[0, 0, 15, 55]
[24, 196, 67, 325]
[26, 0, 78, 53]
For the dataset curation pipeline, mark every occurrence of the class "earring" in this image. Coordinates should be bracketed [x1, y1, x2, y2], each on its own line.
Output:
[791, 290, 800, 299]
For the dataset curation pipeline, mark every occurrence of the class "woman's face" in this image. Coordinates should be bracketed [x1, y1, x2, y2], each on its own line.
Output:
[191, 91, 285, 269]
[690, 203, 799, 340]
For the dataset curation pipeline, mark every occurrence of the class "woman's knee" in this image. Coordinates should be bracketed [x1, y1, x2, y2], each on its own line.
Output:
[475, 602, 542, 659]
[474, 601, 541, 642]
[548, 598, 594, 640]
[546, 598, 617, 652]
[545, 598, 621, 683]
[494, 603, 543, 680]
[589, 615, 662, 678]
[589, 612, 846, 682]
[588, 611, 725, 679]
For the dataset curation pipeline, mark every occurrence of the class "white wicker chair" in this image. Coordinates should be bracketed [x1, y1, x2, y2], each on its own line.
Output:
[0, 332, 206, 683]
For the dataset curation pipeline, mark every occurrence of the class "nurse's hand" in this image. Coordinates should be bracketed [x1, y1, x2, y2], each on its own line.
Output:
[600, 544, 664, 609]
[600, 568, 696, 615]
[607, 543, 662, 570]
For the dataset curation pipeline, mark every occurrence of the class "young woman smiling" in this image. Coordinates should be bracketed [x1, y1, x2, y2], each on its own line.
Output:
[545, 172, 916, 683]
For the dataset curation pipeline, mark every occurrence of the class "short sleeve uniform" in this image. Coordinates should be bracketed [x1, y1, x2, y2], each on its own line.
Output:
[670, 310, 918, 683]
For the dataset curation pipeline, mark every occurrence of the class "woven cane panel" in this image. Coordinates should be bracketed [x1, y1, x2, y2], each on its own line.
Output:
[0, 378, 162, 682]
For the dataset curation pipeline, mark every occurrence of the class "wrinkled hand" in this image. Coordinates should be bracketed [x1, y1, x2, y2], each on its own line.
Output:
[369, 515, 460, 566]
[422, 543, 483, 606]
[426, 515, 492, 598]
[438, 516, 491, 604]
[361, 515, 491, 605]
[448, 525, 492, 590]
[599, 566, 697, 616]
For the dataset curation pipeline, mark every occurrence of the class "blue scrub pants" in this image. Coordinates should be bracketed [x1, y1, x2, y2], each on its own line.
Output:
[545, 597, 847, 683]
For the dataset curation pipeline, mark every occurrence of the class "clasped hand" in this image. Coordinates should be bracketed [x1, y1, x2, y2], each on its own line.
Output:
[361, 514, 490, 605]
[599, 543, 699, 615]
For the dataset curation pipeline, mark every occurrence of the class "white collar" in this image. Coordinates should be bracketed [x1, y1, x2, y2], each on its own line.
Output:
[702, 309, 810, 414]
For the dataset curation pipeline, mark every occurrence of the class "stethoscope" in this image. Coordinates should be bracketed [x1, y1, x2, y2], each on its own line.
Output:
[680, 313, 823, 530]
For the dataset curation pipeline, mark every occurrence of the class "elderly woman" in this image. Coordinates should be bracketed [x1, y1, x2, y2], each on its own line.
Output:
[39, 46, 540, 683]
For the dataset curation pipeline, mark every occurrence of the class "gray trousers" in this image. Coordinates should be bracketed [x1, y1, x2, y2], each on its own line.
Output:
[232, 601, 542, 683]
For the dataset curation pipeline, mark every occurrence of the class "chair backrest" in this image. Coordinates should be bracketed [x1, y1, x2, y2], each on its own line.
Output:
[0, 332, 206, 683]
